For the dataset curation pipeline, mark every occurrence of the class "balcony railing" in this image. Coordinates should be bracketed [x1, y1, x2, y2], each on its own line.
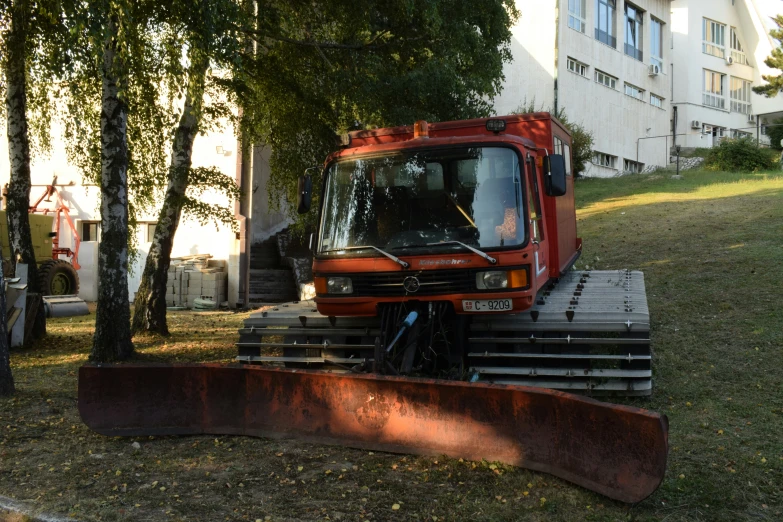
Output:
[624, 43, 644, 62]
[595, 28, 617, 48]
[702, 43, 725, 58]
[731, 100, 751, 114]
[703, 93, 726, 109]
[731, 49, 750, 66]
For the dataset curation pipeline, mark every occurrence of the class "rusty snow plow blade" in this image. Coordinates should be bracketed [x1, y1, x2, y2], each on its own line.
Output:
[78, 363, 668, 503]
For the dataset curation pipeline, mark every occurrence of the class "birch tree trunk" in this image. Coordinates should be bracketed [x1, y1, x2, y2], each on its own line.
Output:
[91, 18, 133, 361]
[0, 250, 14, 396]
[131, 53, 209, 336]
[4, 0, 45, 341]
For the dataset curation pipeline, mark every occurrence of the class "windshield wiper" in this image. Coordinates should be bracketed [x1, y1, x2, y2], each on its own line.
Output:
[324, 245, 409, 268]
[426, 241, 497, 264]
[396, 241, 497, 264]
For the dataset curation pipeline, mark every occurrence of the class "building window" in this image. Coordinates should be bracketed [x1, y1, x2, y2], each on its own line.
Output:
[730, 77, 752, 114]
[623, 159, 644, 173]
[142, 222, 158, 243]
[568, 0, 587, 33]
[592, 151, 618, 168]
[702, 18, 726, 59]
[703, 69, 725, 109]
[81, 221, 101, 242]
[595, 69, 617, 89]
[595, 0, 617, 48]
[624, 3, 644, 61]
[731, 129, 752, 139]
[567, 57, 588, 77]
[650, 18, 663, 70]
[730, 28, 750, 65]
[650, 93, 664, 109]
[624, 83, 645, 100]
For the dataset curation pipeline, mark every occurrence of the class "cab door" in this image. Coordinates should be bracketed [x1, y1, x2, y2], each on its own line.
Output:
[525, 155, 549, 289]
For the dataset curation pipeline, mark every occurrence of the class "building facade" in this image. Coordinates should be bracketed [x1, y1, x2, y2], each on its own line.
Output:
[670, 0, 781, 149]
[495, 0, 674, 177]
[0, 120, 288, 305]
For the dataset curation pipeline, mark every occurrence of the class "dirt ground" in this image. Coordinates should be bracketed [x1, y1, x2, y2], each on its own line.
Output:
[1, 169, 782, 521]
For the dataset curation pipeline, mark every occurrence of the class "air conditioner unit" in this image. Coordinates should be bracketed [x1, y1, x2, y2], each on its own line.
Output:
[747, 114, 756, 123]
[725, 56, 734, 65]
[648, 64, 660, 76]
[691, 120, 702, 129]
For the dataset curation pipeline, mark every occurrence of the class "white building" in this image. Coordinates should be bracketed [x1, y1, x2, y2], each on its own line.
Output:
[495, 0, 674, 176]
[670, 0, 781, 149]
[0, 120, 289, 306]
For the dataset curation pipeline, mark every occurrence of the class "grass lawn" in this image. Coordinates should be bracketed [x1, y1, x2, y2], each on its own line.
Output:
[1, 169, 782, 521]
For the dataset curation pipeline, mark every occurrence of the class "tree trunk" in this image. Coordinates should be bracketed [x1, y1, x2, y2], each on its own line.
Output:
[131, 52, 209, 336]
[0, 250, 14, 396]
[91, 18, 133, 361]
[4, 0, 46, 341]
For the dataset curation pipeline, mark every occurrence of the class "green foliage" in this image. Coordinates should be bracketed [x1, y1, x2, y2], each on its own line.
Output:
[765, 118, 783, 150]
[183, 166, 242, 229]
[231, 0, 519, 228]
[56, 0, 245, 254]
[753, 14, 783, 97]
[704, 137, 779, 172]
[512, 100, 595, 177]
[0, 0, 69, 158]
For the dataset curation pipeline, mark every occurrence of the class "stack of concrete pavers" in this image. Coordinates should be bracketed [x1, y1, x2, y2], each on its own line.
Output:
[166, 256, 227, 309]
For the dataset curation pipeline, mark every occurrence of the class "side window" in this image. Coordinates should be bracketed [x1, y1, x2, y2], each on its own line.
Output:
[564, 143, 573, 176]
[526, 158, 544, 242]
[553, 136, 563, 156]
[81, 221, 101, 242]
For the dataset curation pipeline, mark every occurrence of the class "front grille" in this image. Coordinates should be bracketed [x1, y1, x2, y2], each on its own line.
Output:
[350, 269, 475, 296]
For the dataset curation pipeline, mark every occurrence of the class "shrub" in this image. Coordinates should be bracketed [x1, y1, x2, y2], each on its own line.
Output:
[765, 118, 783, 151]
[511, 101, 594, 177]
[705, 138, 779, 172]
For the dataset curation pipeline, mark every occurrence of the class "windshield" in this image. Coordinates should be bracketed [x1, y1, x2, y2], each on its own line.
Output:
[318, 147, 525, 254]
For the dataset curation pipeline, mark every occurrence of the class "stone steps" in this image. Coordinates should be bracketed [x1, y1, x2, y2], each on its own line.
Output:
[248, 232, 298, 303]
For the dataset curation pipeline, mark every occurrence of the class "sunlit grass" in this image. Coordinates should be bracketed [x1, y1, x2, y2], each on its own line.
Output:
[577, 172, 783, 218]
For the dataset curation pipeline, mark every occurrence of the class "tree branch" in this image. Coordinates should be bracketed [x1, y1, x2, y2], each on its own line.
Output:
[238, 29, 402, 51]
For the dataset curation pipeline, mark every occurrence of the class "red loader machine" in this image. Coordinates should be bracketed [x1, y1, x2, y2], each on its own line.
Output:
[79, 113, 668, 503]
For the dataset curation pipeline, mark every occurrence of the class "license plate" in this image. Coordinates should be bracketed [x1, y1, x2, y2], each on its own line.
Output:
[462, 299, 513, 312]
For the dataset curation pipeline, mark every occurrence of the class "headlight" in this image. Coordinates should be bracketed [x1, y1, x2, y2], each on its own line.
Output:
[475, 268, 529, 290]
[476, 271, 508, 290]
[326, 276, 353, 294]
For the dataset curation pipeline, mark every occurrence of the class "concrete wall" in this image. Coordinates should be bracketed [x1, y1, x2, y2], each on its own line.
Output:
[494, 0, 558, 115]
[249, 144, 290, 244]
[671, 0, 782, 148]
[496, 0, 674, 178]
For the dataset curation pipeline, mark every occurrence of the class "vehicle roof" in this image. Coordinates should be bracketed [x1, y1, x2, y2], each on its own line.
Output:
[345, 112, 569, 150]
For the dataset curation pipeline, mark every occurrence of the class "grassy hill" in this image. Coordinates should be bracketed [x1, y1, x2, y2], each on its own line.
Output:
[574, 169, 783, 520]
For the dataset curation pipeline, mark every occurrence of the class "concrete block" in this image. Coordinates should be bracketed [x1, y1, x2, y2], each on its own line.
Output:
[208, 259, 227, 269]
[201, 281, 226, 291]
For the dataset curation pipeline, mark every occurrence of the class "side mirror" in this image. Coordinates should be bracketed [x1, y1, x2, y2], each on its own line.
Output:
[543, 154, 567, 197]
[297, 174, 312, 214]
